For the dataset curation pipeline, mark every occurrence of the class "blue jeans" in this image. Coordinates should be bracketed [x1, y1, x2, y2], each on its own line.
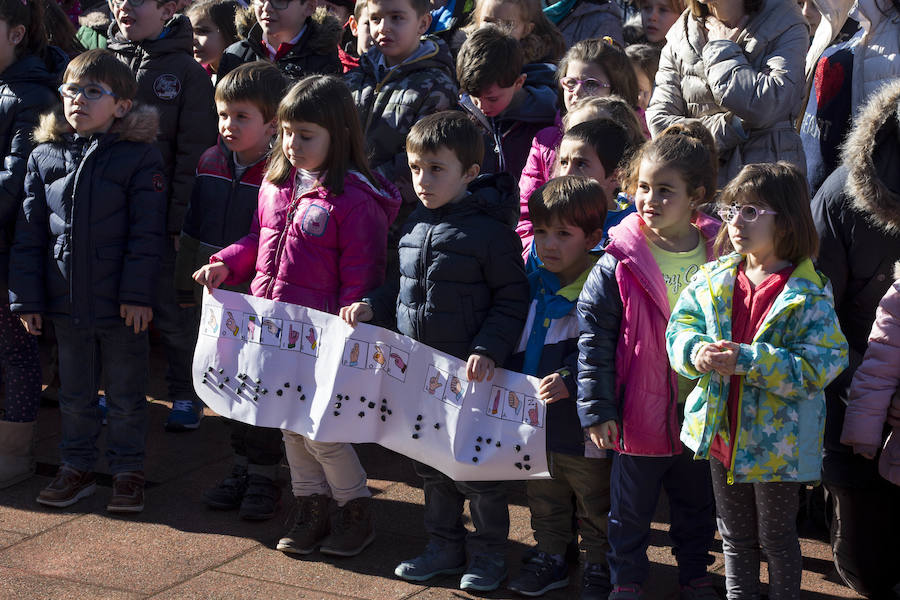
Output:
[608, 447, 716, 586]
[54, 318, 150, 474]
[414, 461, 509, 556]
[153, 241, 199, 402]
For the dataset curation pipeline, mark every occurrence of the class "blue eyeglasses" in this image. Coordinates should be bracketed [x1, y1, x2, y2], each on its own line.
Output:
[59, 83, 118, 101]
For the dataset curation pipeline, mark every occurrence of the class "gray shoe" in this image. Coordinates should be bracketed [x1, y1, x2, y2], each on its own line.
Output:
[319, 496, 375, 557]
[276, 494, 332, 555]
[394, 540, 466, 582]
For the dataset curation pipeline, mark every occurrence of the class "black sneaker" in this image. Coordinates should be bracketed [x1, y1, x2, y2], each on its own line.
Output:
[582, 562, 612, 600]
[276, 494, 332, 554]
[508, 550, 569, 597]
[238, 473, 281, 520]
[319, 496, 375, 557]
[203, 464, 248, 510]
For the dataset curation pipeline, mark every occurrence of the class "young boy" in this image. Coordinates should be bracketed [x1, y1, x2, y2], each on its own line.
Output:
[9, 49, 167, 513]
[340, 112, 529, 592]
[217, 0, 342, 80]
[457, 26, 557, 182]
[505, 176, 613, 599]
[107, 0, 218, 430]
[174, 61, 287, 519]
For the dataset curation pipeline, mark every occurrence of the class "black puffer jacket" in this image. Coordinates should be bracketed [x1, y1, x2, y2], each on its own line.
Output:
[812, 80, 900, 487]
[8, 105, 167, 325]
[217, 11, 342, 82]
[367, 173, 529, 364]
[107, 15, 217, 235]
[0, 49, 66, 296]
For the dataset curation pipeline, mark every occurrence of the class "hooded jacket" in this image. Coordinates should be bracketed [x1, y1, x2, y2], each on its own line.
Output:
[576, 211, 721, 456]
[107, 14, 217, 235]
[217, 10, 343, 81]
[667, 254, 848, 483]
[8, 105, 167, 324]
[516, 113, 563, 250]
[0, 49, 66, 297]
[812, 79, 900, 487]
[556, 0, 624, 48]
[647, 0, 809, 187]
[366, 173, 529, 364]
[213, 169, 401, 313]
[459, 62, 558, 181]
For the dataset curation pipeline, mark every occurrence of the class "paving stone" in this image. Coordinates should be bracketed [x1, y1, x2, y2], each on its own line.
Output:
[0, 565, 143, 600]
[149, 570, 353, 599]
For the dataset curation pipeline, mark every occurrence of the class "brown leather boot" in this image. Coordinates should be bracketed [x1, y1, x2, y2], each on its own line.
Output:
[107, 471, 145, 514]
[37, 465, 96, 508]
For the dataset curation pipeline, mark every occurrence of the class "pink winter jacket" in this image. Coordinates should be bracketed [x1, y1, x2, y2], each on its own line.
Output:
[842, 276, 900, 486]
[213, 170, 401, 313]
[606, 211, 721, 455]
[516, 114, 563, 253]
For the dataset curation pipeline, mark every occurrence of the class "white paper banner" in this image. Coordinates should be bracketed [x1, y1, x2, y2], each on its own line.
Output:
[192, 289, 550, 480]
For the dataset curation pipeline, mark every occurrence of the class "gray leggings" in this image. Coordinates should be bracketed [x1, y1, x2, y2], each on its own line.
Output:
[710, 460, 802, 600]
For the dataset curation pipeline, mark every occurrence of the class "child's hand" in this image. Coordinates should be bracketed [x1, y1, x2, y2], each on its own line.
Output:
[19, 313, 42, 335]
[121, 304, 153, 334]
[340, 302, 374, 327]
[193, 262, 230, 293]
[588, 420, 618, 449]
[538, 373, 569, 403]
[466, 354, 495, 382]
[694, 342, 718, 373]
[712, 341, 740, 376]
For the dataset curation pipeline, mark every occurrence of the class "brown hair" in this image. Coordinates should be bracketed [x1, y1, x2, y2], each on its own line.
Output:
[714, 162, 819, 263]
[0, 0, 46, 58]
[528, 175, 608, 235]
[353, 0, 367, 19]
[659, 119, 717, 169]
[215, 60, 285, 122]
[457, 25, 523, 96]
[557, 37, 639, 109]
[468, 0, 565, 63]
[266, 75, 377, 195]
[564, 95, 646, 152]
[687, 0, 761, 20]
[370, 0, 430, 17]
[186, 0, 239, 47]
[406, 111, 484, 170]
[63, 49, 138, 100]
[625, 43, 661, 85]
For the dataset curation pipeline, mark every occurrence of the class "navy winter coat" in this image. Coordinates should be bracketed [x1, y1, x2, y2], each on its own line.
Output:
[8, 105, 167, 325]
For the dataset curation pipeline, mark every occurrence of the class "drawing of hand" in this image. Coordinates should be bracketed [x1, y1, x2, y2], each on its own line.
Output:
[508, 391, 520, 411]
[349, 342, 359, 365]
[306, 328, 317, 350]
[225, 312, 238, 336]
[390, 352, 407, 373]
[263, 319, 281, 336]
[206, 309, 217, 330]
[528, 405, 538, 425]
[288, 325, 299, 348]
[449, 377, 462, 397]
[373, 345, 386, 366]
[428, 375, 441, 394]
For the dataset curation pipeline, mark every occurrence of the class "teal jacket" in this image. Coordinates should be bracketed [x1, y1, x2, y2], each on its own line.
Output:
[666, 254, 849, 483]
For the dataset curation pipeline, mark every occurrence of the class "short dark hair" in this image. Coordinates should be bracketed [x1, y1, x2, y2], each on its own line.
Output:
[625, 43, 661, 85]
[714, 162, 819, 264]
[367, 0, 430, 17]
[63, 49, 138, 100]
[406, 111, 484, 170]
[564, 95, 646, 152]
[560, 118, 635, 180]
[456, 25, 523, 96]
[215, 61, 285, 122]
[528, 175, 608, 236]
[557, 37, 639, 108]
[187, 0, 239, 47]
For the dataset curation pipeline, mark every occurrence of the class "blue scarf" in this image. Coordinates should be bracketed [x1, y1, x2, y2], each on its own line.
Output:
[521, 268, 579, 376]
[542, 0, 578, 24]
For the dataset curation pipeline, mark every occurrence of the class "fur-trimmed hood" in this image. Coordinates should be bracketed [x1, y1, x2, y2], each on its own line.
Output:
[843, 79, 900, 234]
[78, 5, 111, 34]
[34, 103, 160, 145]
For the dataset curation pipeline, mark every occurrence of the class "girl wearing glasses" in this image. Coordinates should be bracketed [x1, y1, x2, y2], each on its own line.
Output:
[667, 162, 849, 600]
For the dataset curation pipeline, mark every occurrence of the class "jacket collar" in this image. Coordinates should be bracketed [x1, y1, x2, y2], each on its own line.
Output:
[34, 103, 160, 146]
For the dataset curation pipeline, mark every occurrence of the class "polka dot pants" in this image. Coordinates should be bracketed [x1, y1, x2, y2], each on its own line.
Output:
[0, 304, 41, 423]
[710, 459, 802, 600]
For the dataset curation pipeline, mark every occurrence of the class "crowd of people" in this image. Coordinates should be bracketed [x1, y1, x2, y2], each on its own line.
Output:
[0, 0, 897, 597]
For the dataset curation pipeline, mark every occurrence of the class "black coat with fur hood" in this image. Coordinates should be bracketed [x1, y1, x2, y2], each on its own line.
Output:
[812, 80, 900, 487]
[8, 105, 167, 326]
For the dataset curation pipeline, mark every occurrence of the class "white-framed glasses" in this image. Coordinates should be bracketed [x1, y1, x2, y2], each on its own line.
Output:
[717, 203, 779, 223]
[559, 76, 612, 94]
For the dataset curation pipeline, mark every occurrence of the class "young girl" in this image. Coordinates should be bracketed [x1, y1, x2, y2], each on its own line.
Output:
[186, 0, 238, 82]
[193, 75, 401, 557]
[625, 43, 660, 111]
[577, 127, 721, 599]
[0, 0, 64, 488]
[666, 163, 849, 600]
[636, 0, 683, 45]
[455, 0, 565, 63]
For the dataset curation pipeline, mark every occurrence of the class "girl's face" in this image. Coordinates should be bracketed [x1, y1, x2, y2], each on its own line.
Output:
[190, 15, 227, 70]
[634, 157, 700, 238]
[476, 0, 533, 40]
[633, 64, 652, 110]
[0, 19, 24, 74]
[723, 200, 779, 260]
[281, 120, 331, 172]
[640, 0, 679, 44]
[561, 60, 611, 112]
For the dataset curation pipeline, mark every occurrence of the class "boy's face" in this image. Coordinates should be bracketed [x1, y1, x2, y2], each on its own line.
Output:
[61, 79, 133, 137]
[190, 15, 228, 70]
[253, 0, 316, 46]
[470, 74, 526, 118]
[109, 0, 176, 42]
[557, 138, 618, 207]
[366, 0, 430, 67]
[349, 7, 374, 56]
[533, 216, 601, 284]
[639, 0, 678, 44]
[216, 100, 277, 163]
[408, 146, 479, 210]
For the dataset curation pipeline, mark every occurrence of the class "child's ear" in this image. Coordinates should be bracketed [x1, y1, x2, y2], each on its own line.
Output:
[689, 185, 706, 210]
[348, 14, 358, 35]
[585, 227, 603, 250]
[417, 11, 432, 35]
[266, 117, 278, 137]
[523, 21, 534, 37]
[513, 73, 527, 90]
[114, 98, 134, 119]
[463, 162, 480, 183]
[160, 0, 177, 22]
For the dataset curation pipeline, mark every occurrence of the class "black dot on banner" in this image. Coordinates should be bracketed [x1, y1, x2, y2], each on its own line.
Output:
[284, 382, 290, 388]
[368, 402, 375, 409]
[218, 368, 224, 374]
[224, 377, 230, 383]
[208, 367, 213, 372]
[412, 434, 418, 439]
[381, 398, 387, 404]
[276, 390, 283, 396]
[524, 464, 531, 471]
[255, 386, 260, 392]
[523, 455, 530, 461]
[380, 406, 387, 413]
[361, 396, 367, 403]
[414, 424, 421, 431]
[335, 402, 342, 408]
[334, 411, 340, 416]
[297, 385, 302, 392]
[218, 383, 224, 389]
[416, 415, 423, 421]
[358, 412, 365, 418]
[381, 415, 386, 422]
[496, 442, 501, 448]
[337, 394, 343, 400]
[472, 457, 478, 463]
[300, 395, 306, 401]
[262, 389, 268, 395]
[253, 395, 258, 400]
[387, 410, 392, 415]
[255, 378, 261, 384]
[434, 423, 440, 430]
[515, 445, 521, 452]
[475, 445, 481, 452]
[476, 436, 482, 442]
[515, 462, 523, 470]
[486, 438, 492, 444]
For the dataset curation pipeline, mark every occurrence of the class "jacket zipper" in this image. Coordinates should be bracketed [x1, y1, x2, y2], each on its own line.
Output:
[416, 223, 434, 341]
[69, 140, 98, 322]
[265, 182, 303, 300]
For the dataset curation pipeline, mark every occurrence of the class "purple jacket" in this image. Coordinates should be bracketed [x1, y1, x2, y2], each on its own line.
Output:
[213, 170, 401, 313]
[516, 114, 563, 253]
[842, 276, 900, 486]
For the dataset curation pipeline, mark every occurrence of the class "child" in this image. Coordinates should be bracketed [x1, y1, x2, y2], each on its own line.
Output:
[217, 0, 342, 80]
[544, 0, 623, 48]
[175, 62, 287, 517]
[577, 129, 721, 599]
[347, 0, 372, 58]
[10, 49, 167, 512]
[457, 0, 564, 63]
[186, 0, 239, 81]
[0, 0, 65, 489]
[457, 25, 556, 182]
[340, 112, 529, 592]
[625, 43, 660, 111]
[107, 0, 218, 430]
[667, 162, 849, 599]
[194, 75, 401, 556]
[636, 0, 682, 45]
[505, 176, 612, 599]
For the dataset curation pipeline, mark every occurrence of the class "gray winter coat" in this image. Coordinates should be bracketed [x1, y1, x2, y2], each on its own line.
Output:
[646, 0, 809, 186]
[557, 0, 624, 48]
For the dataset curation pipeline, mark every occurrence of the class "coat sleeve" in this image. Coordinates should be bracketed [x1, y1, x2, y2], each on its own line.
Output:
[8, 153, 50, 313]
[666, 275, 719, 379]
[337, 198, 390, 309]
[119, 146, 167, 307]
[576, 252, 623, 428]
[0, 98, 54, 229]
[701, 22, 809, 129]
[213, 209, 261, 286]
